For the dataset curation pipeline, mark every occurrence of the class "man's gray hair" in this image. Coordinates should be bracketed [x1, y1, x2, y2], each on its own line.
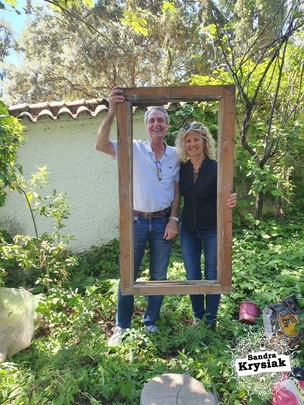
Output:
[144, 106, 169, 125]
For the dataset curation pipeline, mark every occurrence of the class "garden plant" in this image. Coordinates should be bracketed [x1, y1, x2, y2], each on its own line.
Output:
[0, 217, 303, 405]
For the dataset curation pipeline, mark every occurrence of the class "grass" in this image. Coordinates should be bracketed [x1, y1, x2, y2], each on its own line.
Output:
[0, 217, 303, 405]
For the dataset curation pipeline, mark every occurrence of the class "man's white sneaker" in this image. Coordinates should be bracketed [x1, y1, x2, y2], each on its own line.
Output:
[108, 326, 127, 346]
[144, 324, 160, 333]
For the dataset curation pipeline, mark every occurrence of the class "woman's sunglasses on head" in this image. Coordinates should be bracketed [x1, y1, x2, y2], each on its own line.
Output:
[183, 123, 203, 131]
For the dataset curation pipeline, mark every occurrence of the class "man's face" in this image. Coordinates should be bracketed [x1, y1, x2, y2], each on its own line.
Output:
[146, 110, 169, 141]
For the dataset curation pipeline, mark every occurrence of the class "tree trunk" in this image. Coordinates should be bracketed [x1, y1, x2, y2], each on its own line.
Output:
[254, 192, 264, 220]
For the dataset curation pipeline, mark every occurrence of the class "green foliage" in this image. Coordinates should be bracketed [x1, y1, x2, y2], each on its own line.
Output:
[2, 0, 204, 104]
[64, 240, 120, 293]
[0, 216, 303, 404]
[189, 4, 304, 219]
[3, 0, 19, 8]
[0, 101, 25, 285]
[121, 10, 148, 35]
[2, 0, 94, 11]
[231, 214, 304, 308]
[0, 101, 24, 206]
[165, 101, 218, 146]
[0, 166, 76, 291]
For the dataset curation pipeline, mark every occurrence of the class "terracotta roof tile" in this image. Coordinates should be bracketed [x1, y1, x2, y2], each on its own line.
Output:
[8, 99, 109, 122]
[8, 99, 180, 122]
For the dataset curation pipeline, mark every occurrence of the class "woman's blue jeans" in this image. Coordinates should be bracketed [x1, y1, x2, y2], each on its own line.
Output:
[116, 216, 172, 329]
[180, 225, 220, 324]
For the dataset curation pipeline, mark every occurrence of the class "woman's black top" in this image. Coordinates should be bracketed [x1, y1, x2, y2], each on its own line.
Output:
[180, 156, 217, 231]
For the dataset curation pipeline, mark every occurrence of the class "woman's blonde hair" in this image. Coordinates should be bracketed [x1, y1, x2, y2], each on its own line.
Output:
[175, 122, 216, 163]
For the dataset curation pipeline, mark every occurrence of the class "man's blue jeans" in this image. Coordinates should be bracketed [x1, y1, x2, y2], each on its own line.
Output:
[116, 216, 172, 329]
[180, 225, 220, 324]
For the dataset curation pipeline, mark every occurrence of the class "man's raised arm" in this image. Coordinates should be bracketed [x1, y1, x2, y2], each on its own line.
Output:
[95, 86, 125, 157]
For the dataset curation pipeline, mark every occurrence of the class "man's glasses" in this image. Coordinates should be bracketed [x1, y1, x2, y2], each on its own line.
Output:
[183, 123, 203, 131]
[156, 161, 162, 181]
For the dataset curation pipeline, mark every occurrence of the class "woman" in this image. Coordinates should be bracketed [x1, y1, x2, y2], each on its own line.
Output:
[175, 122, 236, 331]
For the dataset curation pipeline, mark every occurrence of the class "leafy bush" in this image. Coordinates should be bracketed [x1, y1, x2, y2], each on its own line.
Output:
[0, 215, 303, 404]
[0, 101, 24, 207]
[0, 166, 77, 292]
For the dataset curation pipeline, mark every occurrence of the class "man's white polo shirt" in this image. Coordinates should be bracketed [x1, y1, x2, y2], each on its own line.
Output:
[112, 140, 180, 213]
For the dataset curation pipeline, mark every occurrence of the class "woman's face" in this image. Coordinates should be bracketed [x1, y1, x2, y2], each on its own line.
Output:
[184, 130, 205, 158]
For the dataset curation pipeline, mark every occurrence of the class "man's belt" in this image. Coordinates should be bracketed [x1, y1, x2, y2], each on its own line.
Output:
[133, 207, 171, 219]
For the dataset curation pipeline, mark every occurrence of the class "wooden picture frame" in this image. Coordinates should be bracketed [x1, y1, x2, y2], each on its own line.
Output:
[117, 85, 235, 295]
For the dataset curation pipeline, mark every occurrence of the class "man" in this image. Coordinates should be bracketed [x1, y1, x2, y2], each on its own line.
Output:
[95, 86, 180, 346]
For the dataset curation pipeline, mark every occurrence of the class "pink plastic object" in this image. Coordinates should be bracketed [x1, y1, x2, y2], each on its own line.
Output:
[239, 301, 260, 325]
[272, 378, 304, 405]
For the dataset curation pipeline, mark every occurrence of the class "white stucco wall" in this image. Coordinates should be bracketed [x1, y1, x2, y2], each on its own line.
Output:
[0, 110, 147, 253]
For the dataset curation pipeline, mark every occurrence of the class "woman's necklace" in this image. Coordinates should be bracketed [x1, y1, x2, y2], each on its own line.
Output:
[192, 160, 203, 182]
[193, 165, 201, 182]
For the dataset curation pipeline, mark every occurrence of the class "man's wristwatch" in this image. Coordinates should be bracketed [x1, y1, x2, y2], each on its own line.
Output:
[169, 216, 179, 224]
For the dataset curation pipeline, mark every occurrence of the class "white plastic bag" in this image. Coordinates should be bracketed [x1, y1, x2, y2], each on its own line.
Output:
[0, 287, 42, 363]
